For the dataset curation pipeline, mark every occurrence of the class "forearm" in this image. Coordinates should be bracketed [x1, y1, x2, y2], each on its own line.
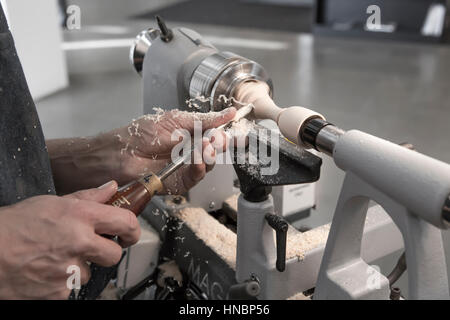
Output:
[47, 132, 125, 194]
[46, 108, 235, 195]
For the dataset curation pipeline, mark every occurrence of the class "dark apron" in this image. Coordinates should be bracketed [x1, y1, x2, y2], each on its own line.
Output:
[0, 3, 55, 206]
[0, 6, 110, 300]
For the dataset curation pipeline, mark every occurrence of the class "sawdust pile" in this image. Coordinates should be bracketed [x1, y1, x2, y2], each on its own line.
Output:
[286, 224, 330, 261]
[287, 292, 311, 300]
[174, 202, 330, 269]
[222, 193, 330, 262]
[227, 118, 253, 139]
[176, 207, 237, 269]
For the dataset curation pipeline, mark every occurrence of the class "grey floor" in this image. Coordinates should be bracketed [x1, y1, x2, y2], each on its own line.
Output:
[36, 0, 450, 297]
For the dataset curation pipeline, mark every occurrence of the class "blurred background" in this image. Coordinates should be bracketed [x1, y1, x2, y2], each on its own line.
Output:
[1, 0, 449, 298]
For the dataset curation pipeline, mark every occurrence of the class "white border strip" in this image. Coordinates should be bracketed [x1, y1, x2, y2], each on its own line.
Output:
[62, 35, 288, 51]
[61, 38, 134, 51]
[205, 35, 288, 50]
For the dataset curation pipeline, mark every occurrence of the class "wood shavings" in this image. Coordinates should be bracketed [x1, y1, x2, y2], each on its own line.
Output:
[177, 221, 185, 229]
[127, 121, 142, 137]
[185, 100, 201, 110]
[150, 132, 161, 146]
[185, 95, 211, 110]
[286, 224, 330, 261]
[175, 205, 330, 268]
[222, 193, 330, 262]
[152, 107, 165, 122]
[287, 292, 311, 300]
[139, 114, 156, 122]
[138, 108, 166, 124]
[226, 118, 253, 139]
[174, 236, 185, 243]
[217, 94, 236, 108]
[176, 207, 237, 269]
[120, 142, 130, 155]
[170, 109, 182, 120]
[193, 96, 211, 103]
[217, 94, 254, 110]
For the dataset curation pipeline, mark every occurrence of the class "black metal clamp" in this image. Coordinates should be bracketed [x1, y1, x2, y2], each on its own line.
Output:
[265, 214, 288, 272]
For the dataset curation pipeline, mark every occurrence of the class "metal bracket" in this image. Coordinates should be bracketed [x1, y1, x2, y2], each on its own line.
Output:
[314, 172, 450, 299]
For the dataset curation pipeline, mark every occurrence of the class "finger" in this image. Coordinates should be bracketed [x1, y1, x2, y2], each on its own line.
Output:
[65, 181, 118, 203]
[183, 140, 214, 187]
[202, 138, 216, 170]
[187, 162, 206, 185]
[206, 162, 215, 173]
[77, 260, 91, 285]
[84, 235, 124, 267]
[88, 205, 140, 247]
[181, 107, 236, 133]
[206, 129, 230, 152]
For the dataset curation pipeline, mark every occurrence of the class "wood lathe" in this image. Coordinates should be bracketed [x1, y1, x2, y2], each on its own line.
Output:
[84, 17, 450, 300]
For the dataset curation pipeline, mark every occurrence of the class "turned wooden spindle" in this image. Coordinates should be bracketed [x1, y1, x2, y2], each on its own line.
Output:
[234, 80, 325, 147]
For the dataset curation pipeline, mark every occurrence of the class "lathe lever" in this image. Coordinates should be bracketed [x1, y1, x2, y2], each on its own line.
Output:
[265, 214, 288, 272]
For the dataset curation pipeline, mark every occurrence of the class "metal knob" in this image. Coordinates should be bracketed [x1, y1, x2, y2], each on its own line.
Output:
[228, 275, 261, 300]
[156, 15, 173, 42]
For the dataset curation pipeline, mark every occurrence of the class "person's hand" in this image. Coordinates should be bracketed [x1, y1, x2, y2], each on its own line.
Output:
[47, 108, 236, 194]
[0, 181, 139, 299]
[112, 108, 236, 194]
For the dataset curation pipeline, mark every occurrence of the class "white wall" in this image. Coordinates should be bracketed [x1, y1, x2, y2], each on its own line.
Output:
[2, 0, 68, 100]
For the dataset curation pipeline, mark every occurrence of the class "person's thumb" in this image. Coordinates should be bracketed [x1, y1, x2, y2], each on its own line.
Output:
[182, 107, 236, 133]
[64, 180, 118, 203]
